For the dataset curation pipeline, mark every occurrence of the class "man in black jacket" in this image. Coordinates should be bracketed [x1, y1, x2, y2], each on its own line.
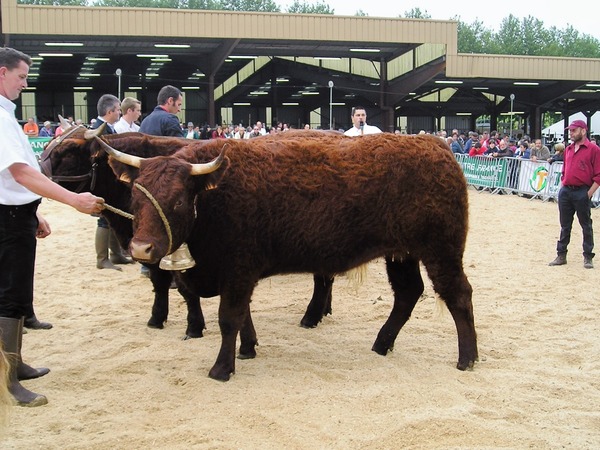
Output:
[137, 85, 184, 278]
[139, 85, 184, 137]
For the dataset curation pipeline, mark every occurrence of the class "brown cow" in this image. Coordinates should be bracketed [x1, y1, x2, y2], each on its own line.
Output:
[101, 133, 477, 381]
[39, 128, 339, 337]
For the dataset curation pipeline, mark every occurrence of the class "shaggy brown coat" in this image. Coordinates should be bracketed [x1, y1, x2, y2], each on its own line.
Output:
[39, 129, 340, 337]
[106, 132, 477, 382]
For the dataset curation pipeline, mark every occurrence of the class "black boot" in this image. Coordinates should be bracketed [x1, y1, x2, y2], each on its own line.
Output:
[548, 253, 567, 266]
[17, 318, 50, 380]
[109, 229, 134, 265]
[0, 316, 48, 407]
[24, 314, 53, 330]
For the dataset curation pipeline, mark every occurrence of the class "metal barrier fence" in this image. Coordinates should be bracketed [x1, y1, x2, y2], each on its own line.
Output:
[454, 154, 600, 205]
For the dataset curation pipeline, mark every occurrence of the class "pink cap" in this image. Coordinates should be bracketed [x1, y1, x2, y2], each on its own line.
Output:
[565, 119, 588, 131]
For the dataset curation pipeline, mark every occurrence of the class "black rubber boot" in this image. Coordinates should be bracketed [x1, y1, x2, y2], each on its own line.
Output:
[0, 316, 48, 407]
[24, 314, 53, 330]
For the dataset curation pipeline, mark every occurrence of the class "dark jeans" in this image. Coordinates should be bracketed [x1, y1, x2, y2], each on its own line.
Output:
[0, 200, 40, 318]
[556, 185, 595, 259]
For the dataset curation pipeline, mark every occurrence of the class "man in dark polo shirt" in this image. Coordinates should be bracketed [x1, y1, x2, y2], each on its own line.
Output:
[137, 85, 183, 278]
[139, 85, 184, 137]
[549, 119, 600, 269]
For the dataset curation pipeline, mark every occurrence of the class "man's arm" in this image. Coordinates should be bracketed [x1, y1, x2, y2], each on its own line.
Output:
[9, 163, 104, 215]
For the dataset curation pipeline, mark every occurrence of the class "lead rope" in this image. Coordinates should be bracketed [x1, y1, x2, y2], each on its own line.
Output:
[102, 203, 134, 220]
[133, 182, 173, 255]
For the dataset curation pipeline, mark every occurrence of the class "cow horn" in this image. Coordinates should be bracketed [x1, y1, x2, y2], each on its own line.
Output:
[84, 123, 107, 140]
[94, 136, 142, 168]
[58, 114, 72, 131]
[190, 144, 228, 176]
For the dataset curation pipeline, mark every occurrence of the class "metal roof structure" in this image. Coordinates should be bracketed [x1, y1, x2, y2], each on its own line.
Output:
[2, 0, 600, 134]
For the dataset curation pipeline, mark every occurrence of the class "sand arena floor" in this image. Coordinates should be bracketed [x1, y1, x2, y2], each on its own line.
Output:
[3, 189, 600, 449]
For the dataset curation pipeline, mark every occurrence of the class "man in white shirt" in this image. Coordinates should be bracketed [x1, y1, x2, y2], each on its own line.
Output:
[0, 47, 103, 407]
[344, 106, 382, 136]
[113, 97, 141, 134]
[256, 121, 267, 135]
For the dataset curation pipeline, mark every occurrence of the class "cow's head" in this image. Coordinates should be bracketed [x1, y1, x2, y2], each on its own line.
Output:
[96, 137, 230, 263]
[38, 121, 107, 191]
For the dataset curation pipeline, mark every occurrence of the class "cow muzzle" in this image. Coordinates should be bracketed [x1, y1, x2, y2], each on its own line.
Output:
[129, 239, 159, 264]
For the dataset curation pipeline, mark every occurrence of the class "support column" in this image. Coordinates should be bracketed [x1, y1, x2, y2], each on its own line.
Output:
[208, 75, 215, 127]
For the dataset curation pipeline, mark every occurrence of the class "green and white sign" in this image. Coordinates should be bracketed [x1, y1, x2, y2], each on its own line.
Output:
[29, 137, 51, 157]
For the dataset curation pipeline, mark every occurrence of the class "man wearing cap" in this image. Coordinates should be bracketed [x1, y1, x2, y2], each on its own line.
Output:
[38, 121, 53, 137]
[549, 119, 600, 269]
[185, 121, 199, 139]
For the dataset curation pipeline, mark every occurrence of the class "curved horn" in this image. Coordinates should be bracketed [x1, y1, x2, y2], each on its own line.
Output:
[94, 136, 143, 168]
[190, 144, 228, 176]
[58, 114, 72, 131]
[84, 122, 107, 140]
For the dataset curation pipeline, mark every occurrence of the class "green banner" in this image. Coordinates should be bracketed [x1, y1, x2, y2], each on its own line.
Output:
[458, 157, 508, 188]
[29, 137, 52, 157]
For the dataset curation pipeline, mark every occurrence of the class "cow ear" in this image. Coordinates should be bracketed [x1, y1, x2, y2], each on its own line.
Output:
[200, 156, 230, 192]
[119, 172, 133, 184]
[108, 159, 139, 186]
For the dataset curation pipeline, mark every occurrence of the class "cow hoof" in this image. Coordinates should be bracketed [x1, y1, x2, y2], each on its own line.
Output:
[209, 366, 233, 381]
[147, 321, 165, 330]
[182, 332, 203, 340]
[299, 317, 320, 328]
[237, 351, 256, 360]
[456, 359, 476, 371]
[371, 341, 393, 356]
[184, 329, 204, 339]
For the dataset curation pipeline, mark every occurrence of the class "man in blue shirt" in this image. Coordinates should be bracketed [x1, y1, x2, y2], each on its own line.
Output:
[139, 85, 184, 137]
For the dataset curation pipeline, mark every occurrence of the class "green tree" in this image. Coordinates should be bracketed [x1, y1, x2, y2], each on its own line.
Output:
[16, 1, 600, 57]
[91, 0, 281, 9]
[456, 18, 491, 54]
[549, 26, 600, 58]
[401, 7, 431, 19]
[457, 14, 600, 58]
[93, 0, 184, 6]
[286, 1, 333, 14]
[220, 0, 280, 12]
[18, 0, 87, 5]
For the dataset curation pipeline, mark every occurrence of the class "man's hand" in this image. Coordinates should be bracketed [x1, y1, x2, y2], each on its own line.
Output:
[35, 212, 51, 238]
[74, 192, 105, 215]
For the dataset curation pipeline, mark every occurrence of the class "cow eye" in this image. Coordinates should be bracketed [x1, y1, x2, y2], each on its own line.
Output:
[174, 200, 183, 209]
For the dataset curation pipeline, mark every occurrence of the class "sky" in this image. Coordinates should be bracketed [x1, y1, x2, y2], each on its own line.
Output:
[281, 0, 600, 40]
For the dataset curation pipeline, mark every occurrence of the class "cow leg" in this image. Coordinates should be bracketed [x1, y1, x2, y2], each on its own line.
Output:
[238, 306, 258, 359]
[372, 256, 424, 356]
[300, 274, 334, 328]
[176, 281, 205, 339]
[209, 283, 254, 381]
[147, 265, 172, 329]
[422, 254, 477, 370]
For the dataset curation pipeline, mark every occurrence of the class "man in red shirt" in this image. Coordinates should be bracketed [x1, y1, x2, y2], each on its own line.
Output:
[549, 119, 600, 269]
